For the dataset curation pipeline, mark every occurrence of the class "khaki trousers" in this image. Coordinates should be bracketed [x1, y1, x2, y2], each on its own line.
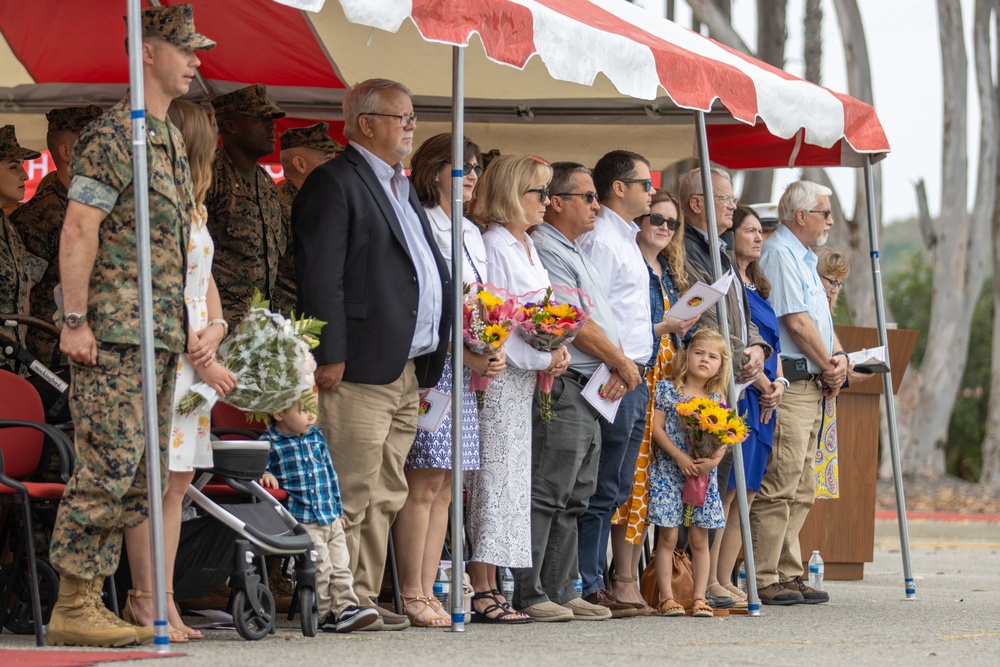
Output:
[317, 360, 418, 602]
[749, 378, 823, 587]
[302, 520, 359, 617]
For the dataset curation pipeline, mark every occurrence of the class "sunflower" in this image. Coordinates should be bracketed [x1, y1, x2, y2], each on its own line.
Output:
[697, 405, 730, 432]
[544, 302, 578, 320]
[482, 323, 509, 347]
[477, 290, 504, 310]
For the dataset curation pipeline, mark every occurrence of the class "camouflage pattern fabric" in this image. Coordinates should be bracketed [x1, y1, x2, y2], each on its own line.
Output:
[46, 105, 104, 134]
[205, 147, 284, 328]
[278, 122, 343, 153]
[270, 179, 298, 317]
[9, 171, 68, 365]
[0, 210, 30, 371]
[137, 3, 215, 50]
[65, 97, 190, 353]
[211, 83, 285, 119]
[49, 344, 177, 578]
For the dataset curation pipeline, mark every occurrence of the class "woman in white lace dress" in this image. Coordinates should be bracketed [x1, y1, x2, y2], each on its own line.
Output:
[465, 155, 570, 623]
[122, 100, 237, 641]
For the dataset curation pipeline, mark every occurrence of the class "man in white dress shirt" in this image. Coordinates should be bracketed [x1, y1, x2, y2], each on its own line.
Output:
[575, 150, 653, 616]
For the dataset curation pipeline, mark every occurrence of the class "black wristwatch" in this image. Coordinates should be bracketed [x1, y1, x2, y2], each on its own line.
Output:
[65, 312, 86, 329]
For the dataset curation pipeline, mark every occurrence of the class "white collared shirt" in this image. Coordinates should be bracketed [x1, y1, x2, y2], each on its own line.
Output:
[352, 141, 442, 359]
[425, 204, 488, 285]
[578, 206, 654, 363]
[481, 224, 552, 371]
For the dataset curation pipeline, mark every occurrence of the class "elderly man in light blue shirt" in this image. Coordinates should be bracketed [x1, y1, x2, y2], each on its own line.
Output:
[752, 180, 848, 607]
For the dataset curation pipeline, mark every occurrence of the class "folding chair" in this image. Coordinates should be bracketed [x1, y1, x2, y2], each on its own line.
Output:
[0, 369, 74, 646]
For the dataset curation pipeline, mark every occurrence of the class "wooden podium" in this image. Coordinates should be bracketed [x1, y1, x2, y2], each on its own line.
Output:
[797, 325, 918, 580]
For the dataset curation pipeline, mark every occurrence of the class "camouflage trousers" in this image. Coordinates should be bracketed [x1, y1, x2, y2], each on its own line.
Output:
[49, 343, 177, 579]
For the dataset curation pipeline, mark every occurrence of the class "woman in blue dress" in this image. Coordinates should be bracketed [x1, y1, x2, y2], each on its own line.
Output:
[709, 206, 786, 602]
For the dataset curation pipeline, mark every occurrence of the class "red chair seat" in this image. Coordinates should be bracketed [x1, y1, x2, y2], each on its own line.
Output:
[0, 481, 66, 499]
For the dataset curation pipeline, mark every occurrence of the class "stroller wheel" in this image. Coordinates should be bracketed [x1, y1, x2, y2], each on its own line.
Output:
[299, 587, 318, 637]
[232, 583, 275, 641]
[0, 559, 59, 634]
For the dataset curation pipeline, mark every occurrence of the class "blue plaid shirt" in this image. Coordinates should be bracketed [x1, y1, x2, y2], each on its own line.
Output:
[262, 425, 343, 526]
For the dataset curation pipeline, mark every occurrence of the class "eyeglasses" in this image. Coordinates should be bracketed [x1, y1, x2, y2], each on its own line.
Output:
[462, 162, 483, 177]
[695, 194, 739, 206]
[808, 209, 833, 220]
[361, 112, 417, 127]
[525, 187, 550, 202]
[821, 275, 843, 290]
[552, 191, 598, 204]
[618, 178, 653, 192]
[637, 213, 680, 231]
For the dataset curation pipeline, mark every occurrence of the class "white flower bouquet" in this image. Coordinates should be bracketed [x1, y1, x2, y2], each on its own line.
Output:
[177, 291, 325, 422]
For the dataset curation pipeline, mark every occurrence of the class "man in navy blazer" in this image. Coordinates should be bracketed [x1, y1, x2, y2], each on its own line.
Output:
[293, 78, 450, 631]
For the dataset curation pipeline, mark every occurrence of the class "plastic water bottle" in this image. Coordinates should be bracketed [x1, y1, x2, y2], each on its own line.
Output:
[573, 575, 583, 598]
[500, 567, 515, 602]
[808, 550, 825, 591]
[433, 561, 451, 608]
[738, 562, 747, 593]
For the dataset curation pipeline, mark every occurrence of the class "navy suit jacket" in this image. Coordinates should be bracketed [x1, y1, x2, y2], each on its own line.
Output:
[292, 144, 451, 387]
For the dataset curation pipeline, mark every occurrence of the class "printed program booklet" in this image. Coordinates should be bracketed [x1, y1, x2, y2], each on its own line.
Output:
[664, 270, 736, 321]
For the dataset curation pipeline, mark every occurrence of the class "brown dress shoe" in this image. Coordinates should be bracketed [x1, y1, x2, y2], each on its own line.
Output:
[756, 582, 804, 606]
[781, 577, 830, 604]
[583, 589, 641, 618]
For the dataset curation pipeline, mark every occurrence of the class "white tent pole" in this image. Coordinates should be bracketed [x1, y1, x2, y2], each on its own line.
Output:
[694, 111, 761, 616]
[126, 0, 170, 648]
[449, 44, 467, 632]
[862, 156, 916, 600]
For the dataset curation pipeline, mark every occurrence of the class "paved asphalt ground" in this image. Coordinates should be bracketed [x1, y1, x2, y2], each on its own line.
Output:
[3, 519, 998, 666]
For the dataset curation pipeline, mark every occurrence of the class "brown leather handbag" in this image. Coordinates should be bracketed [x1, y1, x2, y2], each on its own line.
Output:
[640, 549, 695, 610]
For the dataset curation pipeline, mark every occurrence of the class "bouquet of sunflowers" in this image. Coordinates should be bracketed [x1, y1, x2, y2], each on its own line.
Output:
[462, 283, 519, 409]
[177, 291, 325, 423]
[675, 396, 748, 525]
[515, 285, 592, 421]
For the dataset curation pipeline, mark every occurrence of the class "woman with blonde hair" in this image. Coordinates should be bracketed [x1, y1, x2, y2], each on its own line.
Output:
[464, 154, 569, 623]
[609, 189, 698, 610]
[122, 99, 237, 641]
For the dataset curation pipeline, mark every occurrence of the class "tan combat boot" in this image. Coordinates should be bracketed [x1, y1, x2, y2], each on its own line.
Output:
[46, 576, 139, 647]
[88, 578, 155, 645]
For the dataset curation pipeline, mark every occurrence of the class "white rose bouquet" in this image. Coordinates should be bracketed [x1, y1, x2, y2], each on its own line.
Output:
[177, 291, 325, 422]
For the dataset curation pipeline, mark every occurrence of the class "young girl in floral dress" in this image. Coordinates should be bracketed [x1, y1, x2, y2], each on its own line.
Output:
[648, 329, 731, 617]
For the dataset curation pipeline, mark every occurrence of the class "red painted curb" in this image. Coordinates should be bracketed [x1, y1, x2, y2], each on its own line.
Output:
[875, 509, 1000, 523]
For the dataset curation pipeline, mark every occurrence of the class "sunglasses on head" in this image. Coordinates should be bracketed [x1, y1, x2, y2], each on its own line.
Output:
[637, 213, 680, 231]
[462, 162, 483, 177]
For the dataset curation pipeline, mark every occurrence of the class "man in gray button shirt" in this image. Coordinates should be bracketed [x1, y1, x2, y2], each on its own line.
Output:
[511, 162, 639, 622]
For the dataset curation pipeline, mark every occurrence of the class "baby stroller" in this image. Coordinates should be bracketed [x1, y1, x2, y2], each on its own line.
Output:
[178, 437, 319, 639]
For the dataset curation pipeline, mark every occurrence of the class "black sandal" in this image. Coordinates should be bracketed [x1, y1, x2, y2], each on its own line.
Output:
[471, 590, 533, 624]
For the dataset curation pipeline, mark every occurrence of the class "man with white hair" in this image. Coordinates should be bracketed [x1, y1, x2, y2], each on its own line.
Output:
[751, 180, 848, 605]
[293, 78, 450, 630]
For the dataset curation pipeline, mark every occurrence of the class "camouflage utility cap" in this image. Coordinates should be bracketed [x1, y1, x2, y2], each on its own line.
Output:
[0, 125, 41, 160]
[279, 123, 344, 154]
[46, 105, 104, 134]
[139, 3, 215, 50]
[212, 84, 286, 119]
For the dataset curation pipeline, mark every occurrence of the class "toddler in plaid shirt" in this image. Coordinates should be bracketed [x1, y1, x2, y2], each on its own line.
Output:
[260, 402, 378, 633]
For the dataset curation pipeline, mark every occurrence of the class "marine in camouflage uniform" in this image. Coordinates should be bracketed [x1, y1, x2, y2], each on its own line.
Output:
[10, 105, 104, 366]
[0, 125, 42, 372]
[47, 2, 214, 619]
[271, 122, 343, 316]
[206, 84, 285, 328]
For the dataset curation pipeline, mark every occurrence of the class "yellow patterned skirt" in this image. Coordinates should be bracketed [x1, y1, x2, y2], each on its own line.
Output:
[611, 327, 675, 544]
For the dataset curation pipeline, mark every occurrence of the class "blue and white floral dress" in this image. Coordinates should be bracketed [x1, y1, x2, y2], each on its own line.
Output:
[646, 380, 725, 529]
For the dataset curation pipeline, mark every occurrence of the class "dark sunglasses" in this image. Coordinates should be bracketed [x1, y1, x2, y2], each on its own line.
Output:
[525, 187, 550, 202]
[619, 178, 653, 192]
[463, 162, 483, 177]
[552, 191, 598, 204]
[637, 213, 680, 231]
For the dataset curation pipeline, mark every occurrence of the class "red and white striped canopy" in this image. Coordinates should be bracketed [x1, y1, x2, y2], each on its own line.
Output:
[0, 0, 888, 172]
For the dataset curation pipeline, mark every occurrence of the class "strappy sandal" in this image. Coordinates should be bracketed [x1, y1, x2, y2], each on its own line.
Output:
[123, 589, 188, 642]
[402, 594, 451, 628]
[691, 598, 714, 617]
[471, 590, 532, 624]
[723, 583, 748, 600]
[656, 598, 685, 616]
[169, 589, 203, 639]
[426, 596, 454, 624]
[611, 572, 655, 614]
